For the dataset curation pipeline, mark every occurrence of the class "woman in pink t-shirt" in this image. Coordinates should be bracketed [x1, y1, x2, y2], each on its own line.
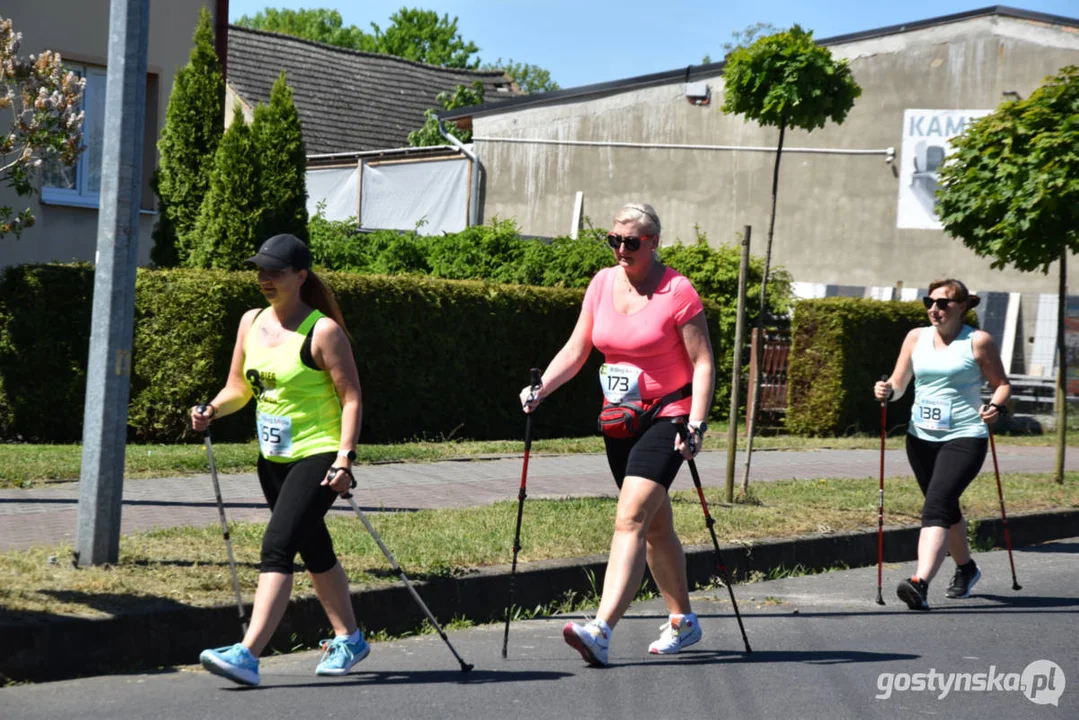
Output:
[519, 202, 715, 667]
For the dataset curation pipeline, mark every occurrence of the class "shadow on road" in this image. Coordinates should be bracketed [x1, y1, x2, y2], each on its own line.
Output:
[231, 667, 574, 690]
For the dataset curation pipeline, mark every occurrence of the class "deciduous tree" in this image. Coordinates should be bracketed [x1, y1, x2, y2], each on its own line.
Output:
[937, 65, 1079, 482]
[721, 24, 861, 493]
[481, 58, 558, 94]
[409, 81, 484, 147]
[0, 16, 85, 238]
[234, 8, 372, 50]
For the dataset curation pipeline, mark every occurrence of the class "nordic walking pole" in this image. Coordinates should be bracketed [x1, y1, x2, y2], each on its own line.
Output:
[681, 427, 752, 653]
[987, 426, 1022, 590]
[338, 473, 474, 672]
[502, 368, 542, 659]
[876, 376, 890, 606]
[196, 404, 247, 635]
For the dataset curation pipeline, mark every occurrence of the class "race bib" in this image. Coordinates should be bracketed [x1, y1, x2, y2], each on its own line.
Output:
[599, 363, 643, 404]
[913, 397, 952, 431]
[257, 412, 293, 457]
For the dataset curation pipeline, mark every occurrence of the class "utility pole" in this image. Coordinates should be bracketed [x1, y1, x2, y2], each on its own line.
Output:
[75, 0, 150, 566]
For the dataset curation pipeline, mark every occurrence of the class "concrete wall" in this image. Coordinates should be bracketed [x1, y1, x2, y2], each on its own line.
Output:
[1, 1, 216, 269]
[472, 15, 1079, 296]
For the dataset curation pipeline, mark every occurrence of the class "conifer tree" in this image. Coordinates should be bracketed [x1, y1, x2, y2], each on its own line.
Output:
[189, 106, 262, 269]
[251, 71, 308, 243]
[152, 7, 224, 266]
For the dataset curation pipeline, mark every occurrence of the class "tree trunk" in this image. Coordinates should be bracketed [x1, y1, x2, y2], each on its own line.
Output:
[740, 121, 785, 496]
[1055, 247, 1067, 484]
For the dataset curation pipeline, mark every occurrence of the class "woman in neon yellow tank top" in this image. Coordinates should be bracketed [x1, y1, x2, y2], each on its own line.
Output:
[189, 234, 366, 686]
[874, 279, 1010, 611]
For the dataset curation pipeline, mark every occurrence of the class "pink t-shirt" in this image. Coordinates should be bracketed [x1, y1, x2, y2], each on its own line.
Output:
[583, 266, 705, 418]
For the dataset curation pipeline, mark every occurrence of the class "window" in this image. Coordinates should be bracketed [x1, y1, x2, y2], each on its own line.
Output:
[42, 64, 107, 208]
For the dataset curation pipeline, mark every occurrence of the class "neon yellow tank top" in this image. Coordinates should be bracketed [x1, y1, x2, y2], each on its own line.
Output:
[243, 309, 341, 462]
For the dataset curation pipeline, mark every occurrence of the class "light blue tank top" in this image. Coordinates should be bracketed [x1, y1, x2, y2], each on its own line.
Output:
[909, 325, 987, 441]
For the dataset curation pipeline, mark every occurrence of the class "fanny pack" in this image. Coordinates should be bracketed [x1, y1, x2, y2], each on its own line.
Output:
[598, 383, 692, 439]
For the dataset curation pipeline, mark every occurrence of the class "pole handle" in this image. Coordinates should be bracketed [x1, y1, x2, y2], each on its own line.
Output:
[195, 402, 215, 438]
[879, 374, 893, 407]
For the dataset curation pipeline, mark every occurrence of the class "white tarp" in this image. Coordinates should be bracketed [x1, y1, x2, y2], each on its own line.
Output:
[360, 157, 470, 234]
[306, 166, 359, 221]
[896, 109, 991, 230]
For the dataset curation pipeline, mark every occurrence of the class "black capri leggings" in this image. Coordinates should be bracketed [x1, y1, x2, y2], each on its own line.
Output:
[603, 417, 686, 491]
[905, 434, 988, 528]
[257, 452, 341, 574]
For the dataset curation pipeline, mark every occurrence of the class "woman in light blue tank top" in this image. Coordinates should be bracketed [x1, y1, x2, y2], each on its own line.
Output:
[874, 279, 1010, 611]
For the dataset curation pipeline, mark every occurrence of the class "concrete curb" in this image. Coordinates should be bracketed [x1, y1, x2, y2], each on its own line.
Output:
[2, 507, 1076, 683]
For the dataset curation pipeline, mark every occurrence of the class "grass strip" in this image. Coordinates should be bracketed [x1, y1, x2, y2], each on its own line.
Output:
[3, 429, 1075, 488]
[1, 471, 1074, 619]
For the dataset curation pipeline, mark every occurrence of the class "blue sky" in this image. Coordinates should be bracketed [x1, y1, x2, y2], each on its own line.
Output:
[227, 1, 1079, 89]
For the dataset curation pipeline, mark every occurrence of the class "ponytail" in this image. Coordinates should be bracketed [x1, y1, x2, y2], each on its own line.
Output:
[301, 271, 351, 340]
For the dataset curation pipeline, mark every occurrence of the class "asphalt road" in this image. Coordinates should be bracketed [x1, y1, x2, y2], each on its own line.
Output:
[5, 538, 1076, 719]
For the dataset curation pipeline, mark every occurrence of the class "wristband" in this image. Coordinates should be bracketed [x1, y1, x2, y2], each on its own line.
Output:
[989, 402, 1009, 417]
[337, 449, 357, 463]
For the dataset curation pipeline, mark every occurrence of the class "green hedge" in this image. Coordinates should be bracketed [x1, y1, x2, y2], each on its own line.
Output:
[0, 265, 727, 444]
[786, 298, 977, 436]
[308, 218, 791, 415]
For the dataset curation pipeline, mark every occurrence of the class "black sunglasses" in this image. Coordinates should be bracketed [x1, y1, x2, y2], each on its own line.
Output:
[922, 297, 959, 310]
[607, 234, 650, 252]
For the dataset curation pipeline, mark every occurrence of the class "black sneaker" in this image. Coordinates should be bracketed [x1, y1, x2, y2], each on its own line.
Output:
[897, 577, 930, 611]
[945, 561, 982, 599]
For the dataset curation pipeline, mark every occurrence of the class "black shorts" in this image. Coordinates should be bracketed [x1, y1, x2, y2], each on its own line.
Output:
[603, 417, 687, 491]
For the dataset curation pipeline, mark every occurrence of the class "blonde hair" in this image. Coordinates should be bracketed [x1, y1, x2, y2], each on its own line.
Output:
[613, 202, 661, 238]
[928, 278, 981, 309]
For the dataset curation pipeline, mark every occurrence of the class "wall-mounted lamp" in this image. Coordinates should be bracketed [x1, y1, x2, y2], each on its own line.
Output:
[1002, 90, 1022, 102]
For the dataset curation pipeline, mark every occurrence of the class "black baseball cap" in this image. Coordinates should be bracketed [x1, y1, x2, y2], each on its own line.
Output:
[246, 234, 311, 271]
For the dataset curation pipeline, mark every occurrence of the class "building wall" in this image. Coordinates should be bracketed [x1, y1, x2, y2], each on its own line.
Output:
[1, 1, 215, 269]
[472, 15, 1079, 296]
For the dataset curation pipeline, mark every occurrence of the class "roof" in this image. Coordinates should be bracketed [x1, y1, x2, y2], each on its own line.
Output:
[442, 5, 1079, 121]
[226, 25, 520, 154]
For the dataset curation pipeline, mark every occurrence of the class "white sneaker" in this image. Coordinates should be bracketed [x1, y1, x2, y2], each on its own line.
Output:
[562, 620, 610, 666]
[648, 613, 702, 654]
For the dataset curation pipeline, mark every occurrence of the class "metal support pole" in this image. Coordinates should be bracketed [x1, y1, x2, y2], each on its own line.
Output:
[725, 226, 751, 503]
[75, 0, 150, 567]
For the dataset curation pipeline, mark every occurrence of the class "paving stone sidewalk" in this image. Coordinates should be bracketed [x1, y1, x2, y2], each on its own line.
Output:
[0, 445, 1073, 552]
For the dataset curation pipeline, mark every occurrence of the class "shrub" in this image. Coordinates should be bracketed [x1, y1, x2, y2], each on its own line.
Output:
[786, 298, 977, 436]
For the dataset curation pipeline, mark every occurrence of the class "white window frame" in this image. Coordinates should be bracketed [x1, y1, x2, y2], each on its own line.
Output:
[41, 64, 107, 209]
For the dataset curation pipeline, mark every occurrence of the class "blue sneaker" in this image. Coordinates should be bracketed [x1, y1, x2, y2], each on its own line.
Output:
[315, 634, 370, 676]
[200, 643, 260, 686]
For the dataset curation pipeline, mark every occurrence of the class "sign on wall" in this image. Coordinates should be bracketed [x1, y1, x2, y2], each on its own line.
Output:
[896, 109, 991, 230]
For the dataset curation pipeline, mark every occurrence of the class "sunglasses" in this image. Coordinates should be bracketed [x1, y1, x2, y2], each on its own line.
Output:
[922, 297, 959, 310]
[606, 234, 651, 252]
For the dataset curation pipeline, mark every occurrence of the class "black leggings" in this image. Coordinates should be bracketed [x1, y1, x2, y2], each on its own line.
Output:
[905, 434, 988, 528]
[603, 417, 686, 491]
[257, 452, 341, 574]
